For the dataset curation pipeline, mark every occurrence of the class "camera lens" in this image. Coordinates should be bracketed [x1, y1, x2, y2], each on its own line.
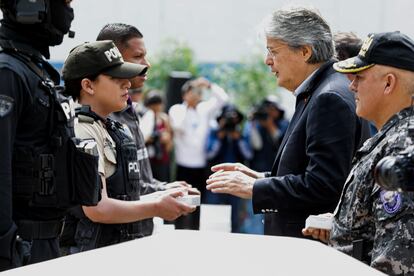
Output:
[374, 156, 399, 191]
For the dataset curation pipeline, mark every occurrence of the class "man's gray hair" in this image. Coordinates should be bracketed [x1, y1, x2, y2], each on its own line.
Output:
[264, 6, 334, 63]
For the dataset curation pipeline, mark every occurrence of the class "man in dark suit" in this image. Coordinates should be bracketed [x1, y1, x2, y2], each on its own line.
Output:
[206, 6, 371, 238]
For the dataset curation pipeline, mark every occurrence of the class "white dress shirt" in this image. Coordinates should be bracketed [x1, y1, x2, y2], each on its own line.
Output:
[169, 84, 229, 168]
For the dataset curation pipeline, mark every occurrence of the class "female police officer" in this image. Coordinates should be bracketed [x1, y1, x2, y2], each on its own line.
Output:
[61, 41, 195, 251]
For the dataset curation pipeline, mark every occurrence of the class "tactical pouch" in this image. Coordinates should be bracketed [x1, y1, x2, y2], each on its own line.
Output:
[69, 139, 101, 206]
[13, 95, 101, 209]
[48, 90, 100, 208]
[74, 219, 101, 252]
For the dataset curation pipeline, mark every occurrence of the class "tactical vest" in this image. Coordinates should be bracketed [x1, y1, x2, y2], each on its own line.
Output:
[0, 40, 101, 211]
[74, 107, 143, 250]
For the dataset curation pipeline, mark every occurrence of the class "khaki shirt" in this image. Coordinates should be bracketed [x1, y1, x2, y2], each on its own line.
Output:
[75, 117, 117, 178]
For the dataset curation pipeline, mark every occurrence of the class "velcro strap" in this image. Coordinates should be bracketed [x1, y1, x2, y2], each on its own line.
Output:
[17, 220, 65, 240]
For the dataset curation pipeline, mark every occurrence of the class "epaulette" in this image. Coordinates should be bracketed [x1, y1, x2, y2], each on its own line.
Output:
[75, 105, 104, 124]
[77, 114, 96, 124]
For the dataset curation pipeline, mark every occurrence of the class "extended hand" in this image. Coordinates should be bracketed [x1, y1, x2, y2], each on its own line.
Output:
[302, 227, 330, 244]
[302, 213, 333, 243]
[164, 181, 200, 195]
[206, 170, 255, 199]
[211, 162, 264, 179]
[156, 189, 196, 221]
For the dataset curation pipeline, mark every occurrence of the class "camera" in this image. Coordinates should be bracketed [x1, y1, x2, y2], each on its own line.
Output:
[252, 104, 269, 121]
[218, 107, 243, 132]
[374, 145, 414, 191]
[217, 105, 243, 133]
[223, 113, 238, 132]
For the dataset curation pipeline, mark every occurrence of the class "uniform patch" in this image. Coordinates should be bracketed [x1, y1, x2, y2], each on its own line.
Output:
[380, 190, 402, 214]
[0, 95, 14, 118]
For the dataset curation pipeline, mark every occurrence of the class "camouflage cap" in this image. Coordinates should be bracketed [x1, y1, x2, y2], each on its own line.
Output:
[333, 31, 414, 73]
[62, 40, 147, 80]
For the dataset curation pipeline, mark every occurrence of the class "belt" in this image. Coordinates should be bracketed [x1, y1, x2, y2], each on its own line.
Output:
[17, 219, 65, 240]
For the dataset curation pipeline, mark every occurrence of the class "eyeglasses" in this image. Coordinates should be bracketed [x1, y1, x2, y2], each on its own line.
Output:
[266, 46, 288, 59]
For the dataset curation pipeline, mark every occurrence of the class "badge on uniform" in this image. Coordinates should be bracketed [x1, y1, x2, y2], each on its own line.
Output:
[380, 190, 402, 214]
[0, 94, 14, 118]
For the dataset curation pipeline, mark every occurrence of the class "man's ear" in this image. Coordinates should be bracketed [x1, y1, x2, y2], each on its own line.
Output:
[301, 45, 313, 62]
[80, 78, 95, 96]
[383, 73, 397, 95]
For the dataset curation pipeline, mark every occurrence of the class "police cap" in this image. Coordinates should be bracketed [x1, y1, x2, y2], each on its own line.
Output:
[62, 40, 147, 80]
[333, 31, 414, 73]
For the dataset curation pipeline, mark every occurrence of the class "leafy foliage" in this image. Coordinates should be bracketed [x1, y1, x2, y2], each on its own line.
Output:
[146, 39, 279, 113]
[208, 54, 278, 113]
[145, 38, 199, 91]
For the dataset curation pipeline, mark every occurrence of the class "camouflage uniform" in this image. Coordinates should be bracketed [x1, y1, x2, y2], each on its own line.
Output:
[330, 107, 414, 275]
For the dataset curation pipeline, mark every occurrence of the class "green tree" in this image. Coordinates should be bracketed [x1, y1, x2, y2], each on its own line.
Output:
[145, 38, 198, 91]
[146, 39, 278, 114]
[209, 53, 279, 113]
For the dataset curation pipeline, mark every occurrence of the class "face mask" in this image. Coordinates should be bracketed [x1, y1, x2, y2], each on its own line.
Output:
[50, 0, 74, 34]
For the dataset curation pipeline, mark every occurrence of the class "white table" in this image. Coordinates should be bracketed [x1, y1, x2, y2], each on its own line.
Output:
[2, 230, 384, 276]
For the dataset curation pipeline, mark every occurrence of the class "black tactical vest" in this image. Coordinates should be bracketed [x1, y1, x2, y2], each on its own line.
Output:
[74, 107, 143, 250]
[0, 41, 100, 212]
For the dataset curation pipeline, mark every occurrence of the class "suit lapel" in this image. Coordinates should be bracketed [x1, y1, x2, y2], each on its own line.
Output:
[270, 94, 308, 174]
[269, 60, 336, 175]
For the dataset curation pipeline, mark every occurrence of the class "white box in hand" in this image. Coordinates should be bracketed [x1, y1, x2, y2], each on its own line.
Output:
[305, 215, 333, 230]
[176, 195, 201, 206]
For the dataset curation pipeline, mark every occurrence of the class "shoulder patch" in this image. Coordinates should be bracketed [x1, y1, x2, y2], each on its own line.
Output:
[380, 190, 402, 214]
[0, 94, 14, 118]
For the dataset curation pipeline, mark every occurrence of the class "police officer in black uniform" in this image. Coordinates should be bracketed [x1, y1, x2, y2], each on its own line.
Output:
[0, 0, 100, 271]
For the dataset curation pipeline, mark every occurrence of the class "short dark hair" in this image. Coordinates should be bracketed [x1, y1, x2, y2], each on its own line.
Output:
[64, 74, 99, 100]
[334, 32, 362, 61]
[96, 23, 143, 50]
[144, 90, 163, 106]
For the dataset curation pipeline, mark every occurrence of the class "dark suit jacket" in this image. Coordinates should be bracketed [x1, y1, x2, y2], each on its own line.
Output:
[252, 60, 371, 237]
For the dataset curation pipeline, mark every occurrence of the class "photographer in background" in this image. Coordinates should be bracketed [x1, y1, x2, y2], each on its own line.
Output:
[169, 77, 229, 230]
[205, 104, 252, 233]
[245, 96, 289, 172]
[143, 90, 173, 182]
[303, 31, 414, 275]
[240, 96, 289, 234]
